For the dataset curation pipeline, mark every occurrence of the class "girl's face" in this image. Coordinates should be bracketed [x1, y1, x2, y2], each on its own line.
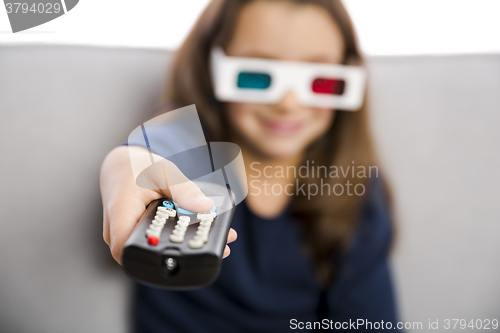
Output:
[225, 0, 345, 159]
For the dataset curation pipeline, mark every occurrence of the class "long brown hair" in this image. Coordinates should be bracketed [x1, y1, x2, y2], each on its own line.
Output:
[165, 0, 380, 286]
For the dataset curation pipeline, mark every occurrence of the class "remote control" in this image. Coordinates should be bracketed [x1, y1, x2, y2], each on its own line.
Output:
[122, 181, 235, 290]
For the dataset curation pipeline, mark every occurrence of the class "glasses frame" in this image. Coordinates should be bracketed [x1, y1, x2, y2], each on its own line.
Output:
[210, 47, 367, 111]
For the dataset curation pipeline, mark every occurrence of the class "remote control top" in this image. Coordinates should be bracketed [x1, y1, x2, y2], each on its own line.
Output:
[122, 181, 235, 290]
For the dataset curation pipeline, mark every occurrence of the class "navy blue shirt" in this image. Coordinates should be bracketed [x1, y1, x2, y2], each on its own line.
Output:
[132, 177, 399, 332]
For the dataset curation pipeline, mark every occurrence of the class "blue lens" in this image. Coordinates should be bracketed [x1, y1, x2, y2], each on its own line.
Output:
[237, 72, 271, 89]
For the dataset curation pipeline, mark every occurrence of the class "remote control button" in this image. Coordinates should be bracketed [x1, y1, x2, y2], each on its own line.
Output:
[149, 224, 162, 231]
[200, 220, 212, 227]
[169, 234, 184, 243]
[177, 207, 195, 215]
[162, 200, 174, 209]
[156, 206, 167, 212]
[164, 208, 177, 217]
[176, 220, 189, 228]
[193, 234, 208, 243]
[152, 220, 165, 227]
[155, 211, 169, 219]
[154, 215, 167, 222]
[146, 229, 161, 237]
[197, 212, 216, 220]
[188, 239, 204, 249]
[200, 217, 214, 223]
[197, 225, 210, 231]
[178, 215, 190, 223]
[196, 225, 209, 231]
[172, 229, 185, 236]
[167, 208, 177, 217]
[195, 233, 209, 242]
[148, 236, 159, 246]
[157, 206, 176, 217]
[196, 229, 209, 236]
[209, 205, 216, 213]
[174, 224, 187, 231]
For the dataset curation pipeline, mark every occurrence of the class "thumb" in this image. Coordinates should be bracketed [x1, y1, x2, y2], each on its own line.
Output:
[169, 180, 215, 213]
[135, 156, 214, 213]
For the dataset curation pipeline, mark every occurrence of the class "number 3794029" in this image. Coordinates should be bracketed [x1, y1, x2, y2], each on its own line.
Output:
[5, 3, 62, 14]
[444, 319, 498, 330]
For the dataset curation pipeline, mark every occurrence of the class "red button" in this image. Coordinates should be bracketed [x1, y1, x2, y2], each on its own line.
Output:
[148, 236, 159, 246]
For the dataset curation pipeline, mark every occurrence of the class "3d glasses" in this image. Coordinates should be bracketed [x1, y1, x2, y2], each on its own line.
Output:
[210, 47, 367, 110]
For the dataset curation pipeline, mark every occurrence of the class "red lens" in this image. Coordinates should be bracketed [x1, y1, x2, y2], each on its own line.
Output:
[312, 78, 345, 95]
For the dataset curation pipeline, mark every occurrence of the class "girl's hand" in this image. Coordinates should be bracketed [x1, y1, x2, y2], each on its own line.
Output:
[100, 145, 237, 264]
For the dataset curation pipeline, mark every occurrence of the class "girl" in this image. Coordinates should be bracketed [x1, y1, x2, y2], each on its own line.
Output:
[100, 0, 399, 331]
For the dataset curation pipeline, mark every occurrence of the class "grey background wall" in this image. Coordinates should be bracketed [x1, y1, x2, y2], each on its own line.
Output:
[0, 45, 499, 332]
[368, 55, 500, 325]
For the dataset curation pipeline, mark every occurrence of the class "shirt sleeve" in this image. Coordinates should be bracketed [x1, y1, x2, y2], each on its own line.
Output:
[326, 176, 401, 332]
[121, 107, 215, 182]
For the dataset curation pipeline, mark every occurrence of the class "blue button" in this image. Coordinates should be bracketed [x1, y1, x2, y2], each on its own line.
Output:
[177, 207, 195, 215]
[209, 205, 216, 213]
[163, 201, 174, 209]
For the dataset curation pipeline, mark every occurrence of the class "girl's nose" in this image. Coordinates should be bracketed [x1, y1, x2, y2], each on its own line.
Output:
[275, 91, 302, 114]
